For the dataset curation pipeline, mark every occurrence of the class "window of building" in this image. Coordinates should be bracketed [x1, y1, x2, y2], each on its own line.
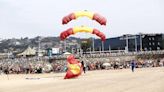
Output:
[149, 47, 152, 51]
[144, 48, 147, 51]
[152, 42, 155, 45]
[149, 42, 151, 45]
[149, 38, 151, 40]
[158, 42, 160, 45]
[157, 47, 160, 50]
[152, 37, 154, 40]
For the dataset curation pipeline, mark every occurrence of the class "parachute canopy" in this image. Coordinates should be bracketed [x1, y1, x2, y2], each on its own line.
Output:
[60, 26, 106, 41]
[64, 55, 82, 79]
[62, 11, 107, 25]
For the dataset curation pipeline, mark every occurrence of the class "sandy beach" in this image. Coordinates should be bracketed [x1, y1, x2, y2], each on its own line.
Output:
[0, 67, 164, 92]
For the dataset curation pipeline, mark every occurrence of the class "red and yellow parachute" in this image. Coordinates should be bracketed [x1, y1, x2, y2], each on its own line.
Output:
[64, 55, 82, 79]
[62, 11, 107, 25]
[61, 11, 108, 79]
[60, 26, 106, 41]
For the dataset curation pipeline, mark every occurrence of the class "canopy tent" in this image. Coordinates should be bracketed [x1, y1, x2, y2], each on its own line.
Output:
[102, 63, 111, 66]
[17, 47, 36, 56]
[63, 52, 71, 55]
[63, 52, 72, 57]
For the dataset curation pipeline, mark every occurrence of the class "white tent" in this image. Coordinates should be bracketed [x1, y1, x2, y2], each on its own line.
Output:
[63, 52, 71, 55]
[17, 47, 36, 56]
[63, 52, 72, 57]
[102, 63, 111, 66]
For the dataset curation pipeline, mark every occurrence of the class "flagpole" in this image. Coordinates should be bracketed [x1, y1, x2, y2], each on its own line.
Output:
[102, 41, 104, 53]
[92, 37, 95, 53]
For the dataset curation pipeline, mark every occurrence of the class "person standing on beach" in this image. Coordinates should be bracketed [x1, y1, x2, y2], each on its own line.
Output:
[81, 61, 86, 73]
[131, 60, 136, 72]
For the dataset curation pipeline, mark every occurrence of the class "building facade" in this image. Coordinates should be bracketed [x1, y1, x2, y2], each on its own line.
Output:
[142, 34, 163, 51]
[93, 33, 164, 52]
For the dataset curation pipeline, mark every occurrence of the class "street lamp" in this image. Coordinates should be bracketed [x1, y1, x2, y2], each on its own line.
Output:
[109, 44, 111, 52]
[135, 35, 137, 52]
[92, 37, 95, 52]
[99, 46, 101, 54]
[37, 37, 42, 61]
[102, 41, 104, 53]
[64, 40, 67, 52]
[139, 33, 143, 52]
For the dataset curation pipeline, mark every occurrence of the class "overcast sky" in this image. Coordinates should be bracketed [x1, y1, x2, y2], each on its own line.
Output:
[0, 0, 164, 39]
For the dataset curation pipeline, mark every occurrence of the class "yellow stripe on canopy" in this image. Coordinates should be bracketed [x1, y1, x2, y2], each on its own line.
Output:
[74, 11, 94, 19]
[73, 26, 93, 34]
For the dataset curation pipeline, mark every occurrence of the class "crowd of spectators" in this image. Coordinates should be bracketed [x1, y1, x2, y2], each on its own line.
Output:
[0, 55, 164, 75]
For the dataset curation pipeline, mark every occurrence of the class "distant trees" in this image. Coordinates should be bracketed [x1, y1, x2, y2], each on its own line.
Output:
[81, 39, 92, 54]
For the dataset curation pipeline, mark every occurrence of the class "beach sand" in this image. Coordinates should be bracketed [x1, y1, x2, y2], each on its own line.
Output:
[0, 67, 164, 92]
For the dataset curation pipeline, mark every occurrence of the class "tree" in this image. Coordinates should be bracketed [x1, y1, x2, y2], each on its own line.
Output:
[81, 39, 92, 54]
